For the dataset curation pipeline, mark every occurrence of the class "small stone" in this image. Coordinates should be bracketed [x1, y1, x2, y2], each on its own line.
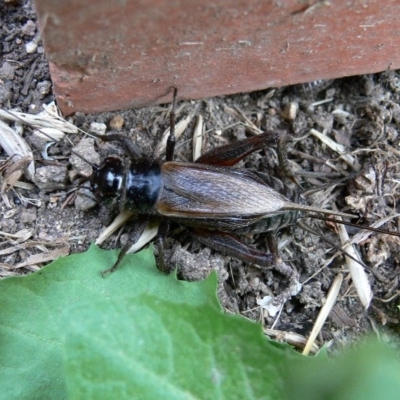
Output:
[1, 218, 16, 232]
[20, 207, 37, 224]
[0, 61, 15, 80]
[75, 185, 97, 211]
[109, 115, 124, 130]
[0, 80, 12, 104]
[21, 20, 36, 36]
[71, 137, 100, 177]
[36, 81, 52, 97]
[34, 165, 68, 189]
[25, 41, 38, 54]
[282, 102, 298, 120]
[90, 122, 107, 136]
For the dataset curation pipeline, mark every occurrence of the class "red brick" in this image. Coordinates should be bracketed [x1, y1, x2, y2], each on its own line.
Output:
[34, 0, 400, 115]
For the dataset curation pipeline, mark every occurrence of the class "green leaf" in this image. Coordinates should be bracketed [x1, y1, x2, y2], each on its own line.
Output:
[62, 295, 288, 400]
[0, 245, 222, 399]
[284, 340, 400, 400]
[2, 245, 400, 400]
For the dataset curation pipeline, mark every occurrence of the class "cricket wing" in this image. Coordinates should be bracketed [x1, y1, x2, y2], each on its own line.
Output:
[156, 162, 287, 218]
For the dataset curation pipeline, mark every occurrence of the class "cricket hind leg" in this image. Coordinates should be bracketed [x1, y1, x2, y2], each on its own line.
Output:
[191, 228, 276, 267]
[191, 228, 301, 303]
[195, 130, 298, 186]
[195, 131, 281, 166]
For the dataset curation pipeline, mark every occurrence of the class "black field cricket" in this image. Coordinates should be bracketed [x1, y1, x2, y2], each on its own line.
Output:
[2, 78, 400, 325]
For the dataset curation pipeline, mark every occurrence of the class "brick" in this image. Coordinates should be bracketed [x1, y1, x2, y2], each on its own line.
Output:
[34, 0, 400, 115]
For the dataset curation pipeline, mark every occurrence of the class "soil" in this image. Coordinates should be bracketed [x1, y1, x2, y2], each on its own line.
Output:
[1, 0, 400, 350]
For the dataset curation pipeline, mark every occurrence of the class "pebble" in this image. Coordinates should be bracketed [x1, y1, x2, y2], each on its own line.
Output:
[36, 81, 52, 97]
[282, 102, 298, 121]
[0, 61, 15, 80]
[70, 137, 100, 177]
[25, 41, 37, 54]
[109, 115, 124, 130]
[20, 207, 37, 223]
[34, 165, 68, 189]
[21, 20, 36, 36]
[75, 185, 97, 211]
[90, 122, 107, 135]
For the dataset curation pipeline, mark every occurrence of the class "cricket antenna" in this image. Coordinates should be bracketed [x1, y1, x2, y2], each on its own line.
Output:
[310, 215, 400, 238]
[296, 219, 370, 270]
